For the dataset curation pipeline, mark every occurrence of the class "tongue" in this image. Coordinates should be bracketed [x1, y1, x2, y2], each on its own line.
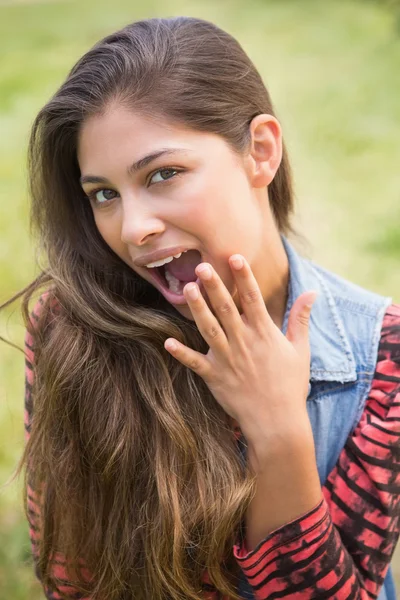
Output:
[165, 250, 202, 282]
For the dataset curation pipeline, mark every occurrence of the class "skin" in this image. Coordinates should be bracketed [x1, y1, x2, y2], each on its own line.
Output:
[78, 104, 322, 551]
[78, 104, 289, 327]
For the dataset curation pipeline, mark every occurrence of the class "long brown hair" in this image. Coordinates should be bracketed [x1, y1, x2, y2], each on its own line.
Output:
[4, 17, 294, 600]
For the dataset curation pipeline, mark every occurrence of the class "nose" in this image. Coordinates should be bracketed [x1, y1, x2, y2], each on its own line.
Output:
[120, 200, 166, 246]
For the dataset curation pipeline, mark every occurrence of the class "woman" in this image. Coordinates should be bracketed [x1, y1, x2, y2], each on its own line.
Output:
[6, 16, 400, 600]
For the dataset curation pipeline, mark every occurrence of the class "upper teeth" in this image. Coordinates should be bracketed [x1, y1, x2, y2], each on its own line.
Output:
[145, 250, 188, 268]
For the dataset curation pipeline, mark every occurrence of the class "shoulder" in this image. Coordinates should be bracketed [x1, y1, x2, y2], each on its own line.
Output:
[24, 289, 60, 361]
[374, 303, 400, 377]
[381, 303, 400, 336]
[312, 261, 392, 320]
[359, 303, 400, 429]
[24, 290, 60, 437]
[26, 288, 60, 327]
[349, 304, 400, 463]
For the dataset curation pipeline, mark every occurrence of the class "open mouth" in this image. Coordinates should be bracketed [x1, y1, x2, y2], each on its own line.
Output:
[157, 264, 186, 294]
[144, 250, 203, 305]
[147, 265, 197, 305]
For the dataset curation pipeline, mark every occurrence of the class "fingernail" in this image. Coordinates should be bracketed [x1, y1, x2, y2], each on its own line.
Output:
[197, 264, 212, 280]
[305, 291, 318, 309]
[186, 284, 199, 300]
[165, 339, 177, 351]
[230, 255, 243, 270]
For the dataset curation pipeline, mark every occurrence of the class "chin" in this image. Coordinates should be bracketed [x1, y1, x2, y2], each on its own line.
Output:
[173, 304, 196, 321]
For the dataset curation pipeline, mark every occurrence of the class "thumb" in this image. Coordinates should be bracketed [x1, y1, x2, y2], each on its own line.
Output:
[286, 290, 318, 350]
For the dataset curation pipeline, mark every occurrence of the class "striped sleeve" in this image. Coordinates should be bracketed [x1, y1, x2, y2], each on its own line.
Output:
[232, 304, 400, 599]
[24, 295, 92, 600]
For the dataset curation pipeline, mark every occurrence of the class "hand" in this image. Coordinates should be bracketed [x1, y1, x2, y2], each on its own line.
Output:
[164, 255, 317, 446]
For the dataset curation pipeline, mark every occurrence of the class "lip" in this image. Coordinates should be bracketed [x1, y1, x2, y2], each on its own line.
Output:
[133, 246, 195, 268]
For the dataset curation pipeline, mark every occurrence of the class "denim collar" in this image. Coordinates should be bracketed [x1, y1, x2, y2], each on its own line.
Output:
[281, 237, 357, 383]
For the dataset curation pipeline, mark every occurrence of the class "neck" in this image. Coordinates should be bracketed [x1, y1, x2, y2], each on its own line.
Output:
[258, 232, 289, 330]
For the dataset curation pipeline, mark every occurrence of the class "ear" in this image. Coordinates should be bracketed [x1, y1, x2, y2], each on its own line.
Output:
[246, 114, 283, 188]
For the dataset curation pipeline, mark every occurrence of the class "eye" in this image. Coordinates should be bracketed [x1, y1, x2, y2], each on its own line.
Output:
[149, 168, 179, 185]
[88, 188, 119, 206]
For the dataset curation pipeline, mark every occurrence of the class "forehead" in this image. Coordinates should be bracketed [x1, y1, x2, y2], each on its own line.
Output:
[77, 104, 230, 172]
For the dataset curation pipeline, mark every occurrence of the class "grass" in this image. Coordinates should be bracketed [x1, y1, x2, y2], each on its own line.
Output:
[0, 0, 399, 597]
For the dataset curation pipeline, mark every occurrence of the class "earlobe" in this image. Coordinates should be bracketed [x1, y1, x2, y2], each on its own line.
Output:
[248, 114, 283, 188]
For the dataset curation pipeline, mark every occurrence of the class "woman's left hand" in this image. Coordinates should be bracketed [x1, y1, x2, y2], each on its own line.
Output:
[164, 254, 317, 446]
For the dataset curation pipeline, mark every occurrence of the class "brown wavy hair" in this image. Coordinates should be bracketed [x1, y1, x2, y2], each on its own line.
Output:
[3, 16, 295, 600]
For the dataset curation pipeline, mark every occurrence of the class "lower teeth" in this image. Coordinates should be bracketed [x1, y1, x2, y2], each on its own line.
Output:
[164, 269, 184, 294]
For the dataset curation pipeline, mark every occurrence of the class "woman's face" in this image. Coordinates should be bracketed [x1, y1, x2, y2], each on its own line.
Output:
[77, 104, 287, 322]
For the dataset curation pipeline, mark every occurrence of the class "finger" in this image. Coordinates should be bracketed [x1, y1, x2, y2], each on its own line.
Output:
[286, 290, 318, 351]
[229, 255, 272, 328]
[164, 338, 212, 379]
[195, 262, 243, 339]
[183, 282, 230, 357]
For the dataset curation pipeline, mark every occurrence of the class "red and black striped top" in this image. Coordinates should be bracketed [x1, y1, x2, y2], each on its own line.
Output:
[24, 298, 400, 599]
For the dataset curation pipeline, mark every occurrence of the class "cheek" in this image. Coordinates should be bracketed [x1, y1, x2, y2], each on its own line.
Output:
[175, 179, 233, 229]
[94, 213, 123, 254]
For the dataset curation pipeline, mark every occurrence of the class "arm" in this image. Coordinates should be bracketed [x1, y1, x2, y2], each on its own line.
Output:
[233, 305, 400, 599]
[24, 296, 91, 600]
[243, 418, 322, 553]
[25, 298, 223, 600]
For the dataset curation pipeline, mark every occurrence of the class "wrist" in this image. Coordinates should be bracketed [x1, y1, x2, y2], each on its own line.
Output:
[243, 412, 315, 465]
[243, 420, 322, 550]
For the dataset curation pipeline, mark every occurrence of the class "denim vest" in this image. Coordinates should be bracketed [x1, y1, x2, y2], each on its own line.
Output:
[238, 237, 394, 600]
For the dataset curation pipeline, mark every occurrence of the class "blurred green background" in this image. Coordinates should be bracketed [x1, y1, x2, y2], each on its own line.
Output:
[0, 0, 399, 597]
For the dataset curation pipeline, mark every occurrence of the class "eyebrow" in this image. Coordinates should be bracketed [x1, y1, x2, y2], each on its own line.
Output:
[79, 148, 190, 185]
